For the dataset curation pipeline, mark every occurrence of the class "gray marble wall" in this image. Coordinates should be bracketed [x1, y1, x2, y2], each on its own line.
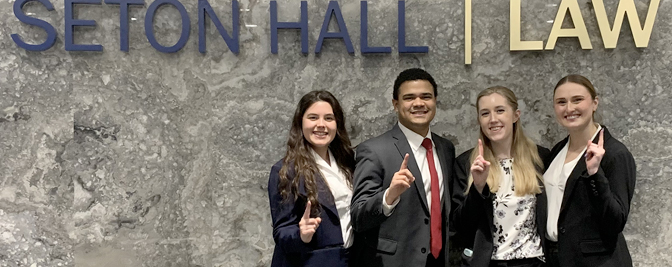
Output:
[0, 0, 670, 266]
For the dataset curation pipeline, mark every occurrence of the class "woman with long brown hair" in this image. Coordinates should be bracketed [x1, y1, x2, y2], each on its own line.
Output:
[268, 90, 356, 267]
[453, 86, 549, 267]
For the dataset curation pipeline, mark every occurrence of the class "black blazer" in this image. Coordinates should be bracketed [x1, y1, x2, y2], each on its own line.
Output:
[268, 160, 350, 267]
[350, 124, 456, 267]
[452, 145, 550, 267]
[544, 126, 636, 267]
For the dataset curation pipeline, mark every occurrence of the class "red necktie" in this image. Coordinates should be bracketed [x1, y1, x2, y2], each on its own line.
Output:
[421, 138, 442, 259]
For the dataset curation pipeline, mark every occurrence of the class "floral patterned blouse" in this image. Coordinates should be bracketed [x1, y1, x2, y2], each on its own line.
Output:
[491, 158, 544, 260]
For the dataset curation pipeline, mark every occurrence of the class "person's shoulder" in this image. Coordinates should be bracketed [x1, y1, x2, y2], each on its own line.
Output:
[431, 132, 456, 152]
[271, 159, 284, 171]
[536, 145, 551, 158]
[455, 147, 473, 166]
[457, 148, 474, 161]
[603, 134, 633, 160]
[431, 132, 453, 143]
[549, 136, 570, 154]
[535, 144, 550, 154]
[357, 129, 396, 148]
[270, 159, 295, 178]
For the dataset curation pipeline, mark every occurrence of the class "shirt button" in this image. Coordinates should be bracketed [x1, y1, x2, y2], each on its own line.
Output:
[421, 248, 427, 254]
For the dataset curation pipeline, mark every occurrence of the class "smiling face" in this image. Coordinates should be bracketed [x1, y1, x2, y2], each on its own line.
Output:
[553, 82, 598, 132]
[392, 80, 437, 136]
[302, 101, 337, 154]
[477, 92, 520, 146]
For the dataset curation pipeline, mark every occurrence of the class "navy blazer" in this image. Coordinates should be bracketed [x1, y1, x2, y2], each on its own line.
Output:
[544, 126, 636, 267]
[350, 124, 455, 267]
[268, 160, 350, 267]
[452, 145, 550, 267]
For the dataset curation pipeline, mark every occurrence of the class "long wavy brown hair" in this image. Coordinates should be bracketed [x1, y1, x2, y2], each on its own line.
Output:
[278, 90, 355, 215]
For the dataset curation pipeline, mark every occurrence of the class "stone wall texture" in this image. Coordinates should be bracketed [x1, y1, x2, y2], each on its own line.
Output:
[0, 0, 670, 266]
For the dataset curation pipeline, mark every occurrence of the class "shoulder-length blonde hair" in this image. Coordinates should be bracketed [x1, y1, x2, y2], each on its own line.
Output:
[467, 86, 543, 196]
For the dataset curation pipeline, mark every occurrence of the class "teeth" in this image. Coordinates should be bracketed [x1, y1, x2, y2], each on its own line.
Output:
[490, 126, 502, 131]
[567, 115, 579, 119]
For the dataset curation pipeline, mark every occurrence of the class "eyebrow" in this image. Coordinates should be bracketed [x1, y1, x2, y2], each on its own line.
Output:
[479, 105, 506, 111]
[555, 95, 585, 99]
[402, 92, 433, 97]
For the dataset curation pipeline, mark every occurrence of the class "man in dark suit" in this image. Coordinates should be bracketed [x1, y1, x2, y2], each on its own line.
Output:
[350, 68, 455, 267]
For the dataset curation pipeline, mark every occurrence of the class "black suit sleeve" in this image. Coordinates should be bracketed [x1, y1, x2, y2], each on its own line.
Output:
[350, 142, 389, 232]
[583, 144, 636, 236]
[451, 149, 490, 246]
[268, 163, 311, 254]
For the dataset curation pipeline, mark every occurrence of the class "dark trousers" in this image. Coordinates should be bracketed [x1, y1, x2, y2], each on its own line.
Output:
[426, 249, 446, 267]
[489, 257, 545, 267]
[545, 240, 560, 267]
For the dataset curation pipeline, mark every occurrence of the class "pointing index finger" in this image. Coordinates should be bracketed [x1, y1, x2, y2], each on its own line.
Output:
[400, 153, 409, 171]
[598, 129, 604, 148]
[478, 139, 484, 157]
[303, 201, 312, 219]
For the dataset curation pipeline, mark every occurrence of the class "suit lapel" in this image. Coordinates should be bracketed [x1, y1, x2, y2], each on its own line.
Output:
[559, 126, 612, 216]
[559, 157, 584, 215]
[298, 171, 340, 218]
[391, 125, 430, 215]
[317, 177, 340, 218]
[432, 133, 449, 209]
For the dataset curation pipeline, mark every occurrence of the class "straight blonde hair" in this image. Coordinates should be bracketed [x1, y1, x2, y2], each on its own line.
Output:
[467, 86, 543, 196]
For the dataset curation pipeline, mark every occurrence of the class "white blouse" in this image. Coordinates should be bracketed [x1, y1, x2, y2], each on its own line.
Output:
[311, 148, 354, 248]
[491, 159, 544, 260]
[544, 125, 602, 241]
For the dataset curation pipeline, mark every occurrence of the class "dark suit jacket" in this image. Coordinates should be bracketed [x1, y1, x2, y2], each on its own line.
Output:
[268, 160, 350, 267]
[452, 145, 550, 267]
[544, 126, 636, 267]
[350, 124, 456, 267]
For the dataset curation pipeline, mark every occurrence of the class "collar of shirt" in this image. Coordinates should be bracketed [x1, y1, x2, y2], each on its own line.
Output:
[397, 122, 434, 151]
[310, 147, 336, 170]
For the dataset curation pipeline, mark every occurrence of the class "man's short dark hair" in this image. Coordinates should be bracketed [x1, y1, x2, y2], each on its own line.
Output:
[392, 68, 438, 100]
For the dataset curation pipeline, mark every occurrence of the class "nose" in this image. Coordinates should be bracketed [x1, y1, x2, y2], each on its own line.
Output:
[412, 97, 425, 107]
[489, 113, 497, 124]
[316, 118, 326, 127]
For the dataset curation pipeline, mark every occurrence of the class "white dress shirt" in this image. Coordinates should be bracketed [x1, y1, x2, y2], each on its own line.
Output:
[382, 123, 444, 215]
[311, 148, 354, 248]
[544, 125, 601, 241]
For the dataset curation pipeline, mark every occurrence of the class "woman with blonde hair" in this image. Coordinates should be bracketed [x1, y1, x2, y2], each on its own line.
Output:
[453, 86, 550, 267]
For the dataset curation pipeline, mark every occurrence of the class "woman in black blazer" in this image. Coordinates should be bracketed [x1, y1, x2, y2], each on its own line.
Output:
[543, 75, 636, 267]
[453, 86, 549, 267]
[268, 91, 356, 267]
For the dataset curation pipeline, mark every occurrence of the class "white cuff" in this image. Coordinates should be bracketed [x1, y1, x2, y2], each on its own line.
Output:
[382, 189, 400, 216]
